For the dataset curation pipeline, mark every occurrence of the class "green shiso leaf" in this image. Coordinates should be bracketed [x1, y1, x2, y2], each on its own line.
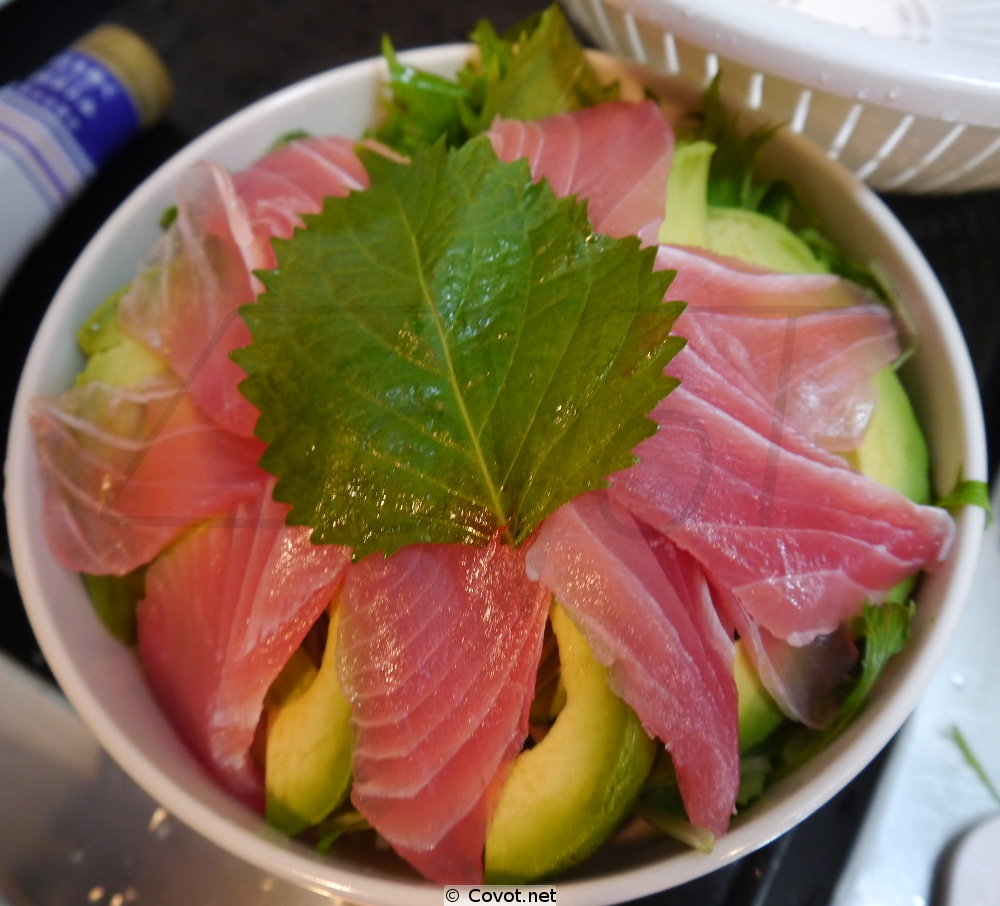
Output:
[236, 137, 683, 558]
[372, 5, 617, 156]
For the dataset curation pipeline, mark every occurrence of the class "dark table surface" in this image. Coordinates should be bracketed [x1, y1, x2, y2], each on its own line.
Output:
[0, 1, 997, 904]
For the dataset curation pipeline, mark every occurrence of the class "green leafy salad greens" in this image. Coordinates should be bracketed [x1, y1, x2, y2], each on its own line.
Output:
[373, 6, 618, 155]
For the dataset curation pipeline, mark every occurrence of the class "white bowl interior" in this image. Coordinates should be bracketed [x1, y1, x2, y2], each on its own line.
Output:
[3, 45, 988, 906]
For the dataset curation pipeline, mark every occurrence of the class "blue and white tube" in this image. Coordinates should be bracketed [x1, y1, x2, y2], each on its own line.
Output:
[0, 25, 171, 285]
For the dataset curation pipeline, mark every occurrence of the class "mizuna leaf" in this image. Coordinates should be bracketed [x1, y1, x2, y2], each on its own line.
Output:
[236, 137, 683, 558]
[373, 5, 618, 156]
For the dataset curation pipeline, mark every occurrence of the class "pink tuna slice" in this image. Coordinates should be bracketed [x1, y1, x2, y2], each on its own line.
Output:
[119, 137, 372, 438]
[656, 244, 876, 315]
[676, 303, 901, 452]
[655, 244, 900, 451]
[230, 135, 372, 266]
[29, 373, 268, 576]
[136, 482, 351, 807]
[525, 491, 739, 837]
[488, 100, 674, 243]
[337, 536, 550, 883]
[713, 581, 858, 728]
[610, 373, 953, 645]
[608, 245, 952, 645]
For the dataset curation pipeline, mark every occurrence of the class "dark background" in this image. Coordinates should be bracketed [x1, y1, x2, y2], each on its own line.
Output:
[0, 0, 997, 903]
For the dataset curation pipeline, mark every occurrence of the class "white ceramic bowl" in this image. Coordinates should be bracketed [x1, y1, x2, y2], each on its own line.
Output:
[563, 0, 1000, 193]
[4, 44, 989, 905]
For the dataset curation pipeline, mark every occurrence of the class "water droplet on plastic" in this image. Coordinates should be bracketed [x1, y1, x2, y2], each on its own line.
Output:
[856, 87, 870, 100]
[888, 87, 902, 101]
[819, 71, 832, 84]
[951, 672, 966, 688]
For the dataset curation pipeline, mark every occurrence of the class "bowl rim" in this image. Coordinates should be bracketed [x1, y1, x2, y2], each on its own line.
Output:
[3, 42, 989, 906]
[586, 0, 1000, 128]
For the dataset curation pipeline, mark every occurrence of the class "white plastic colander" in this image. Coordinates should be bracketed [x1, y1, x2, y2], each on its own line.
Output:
[563, 0, 1000, 193]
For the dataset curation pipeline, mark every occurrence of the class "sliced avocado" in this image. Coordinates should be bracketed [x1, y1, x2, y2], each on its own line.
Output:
[658, 140, 825, 276]
[81, 568, 145, 644]
[734, 640, 783, 752]
[484, 603, 657, 883]
[659, 140, 714, 247]
[704, 206, 826, 275]
[265, 605, 353, 836]
[844, 364, 932, 604]
[844, 365, 931, 505]
[75, 335, 167, 388]
[77, 284, 130, 356]
[74, 283, 167, 389]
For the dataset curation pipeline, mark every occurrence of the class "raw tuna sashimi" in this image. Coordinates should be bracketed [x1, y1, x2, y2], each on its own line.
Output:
[488, 100, 673, 243]
[136, 482, 351, 807]
[655, 244, 877, 315]
[675, 303, 901, 452]
[525, 492, 739, 837]
[29, 373, 268, 576]
[230, 135, 372, 259]
[610, 378, 953, 645]
[607, 242, 952, 648]
[712, 582, 858, 728]
[337, 535, 550, 883]
[118, 137, 375, 437]
[117, 161, 263, 438]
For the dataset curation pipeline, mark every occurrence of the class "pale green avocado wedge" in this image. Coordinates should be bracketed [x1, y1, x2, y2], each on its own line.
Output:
[484, 603, 657, 884]
[81, 568, 145, 644]
[76, 284, 130, 356]
[75, 334, 166, 388]
[734, 640, 784, 752]
[74, 285, 166, 389]
[704, 206, 826, 275]
[265, 605, 353, 836]
[659, 140, 713, 248]
[659, 140, 826, 275]
[843, 365, 932, 506]
[843, 364, 932, 604]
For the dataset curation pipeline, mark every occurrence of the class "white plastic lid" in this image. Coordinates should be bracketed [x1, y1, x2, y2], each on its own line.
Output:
[615, 0, 1000, 127]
